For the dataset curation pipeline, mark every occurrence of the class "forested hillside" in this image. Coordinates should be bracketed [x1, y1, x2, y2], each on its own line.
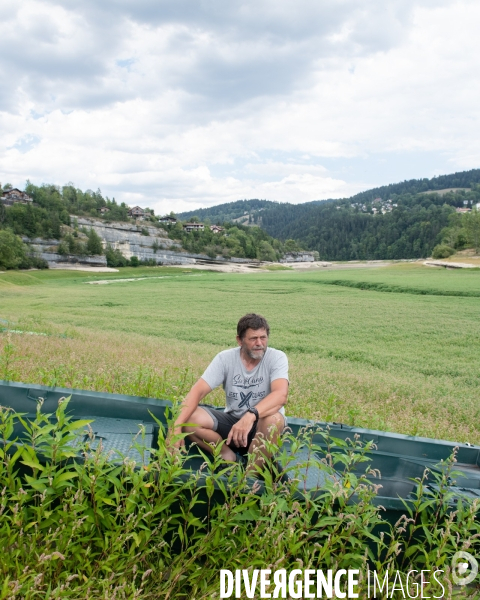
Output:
[0, 182, 291, 269]
[348, 168, 480, 203]
[261, 181, 480, 260]
[177, 199, 279, 224]
[263, 196, 454, 260]
[0, 182, 130, 240]
[3, 169, 480, 268]
[180, 169, 480, 260]
[163, 221, 284, 261]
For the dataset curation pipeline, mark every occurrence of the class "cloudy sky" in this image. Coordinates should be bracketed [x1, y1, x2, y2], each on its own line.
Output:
[1, 0, 479, 214]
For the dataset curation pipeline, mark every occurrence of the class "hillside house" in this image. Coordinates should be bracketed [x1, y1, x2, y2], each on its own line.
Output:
[128, 206, 145, 219]
[210, 225, 224, 234]
[98, 207, 110, 214]
[456, 207, 471, 213]
[183, 222, 204, 232]
[1, 188, 33, 206]
[159, 216, 177, 225]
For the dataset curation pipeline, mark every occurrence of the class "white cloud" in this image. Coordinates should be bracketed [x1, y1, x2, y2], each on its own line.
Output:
[0, 0, 479, 211]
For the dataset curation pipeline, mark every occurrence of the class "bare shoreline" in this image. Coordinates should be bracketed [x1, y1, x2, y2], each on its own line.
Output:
[2, 259, 424, 276]
[161, 259, 420, 274]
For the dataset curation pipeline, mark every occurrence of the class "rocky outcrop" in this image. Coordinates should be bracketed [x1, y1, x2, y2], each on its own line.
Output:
[41, 253, 107, 267]
[72, 218, 197, 264]
[21, 217, 266, 267]
[280, 252, 315, 263]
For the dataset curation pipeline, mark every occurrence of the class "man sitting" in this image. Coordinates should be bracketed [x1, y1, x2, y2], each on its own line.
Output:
[171, 313, 288, 467]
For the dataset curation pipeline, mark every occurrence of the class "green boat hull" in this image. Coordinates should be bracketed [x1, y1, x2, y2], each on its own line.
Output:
[1, 380, 479, 519]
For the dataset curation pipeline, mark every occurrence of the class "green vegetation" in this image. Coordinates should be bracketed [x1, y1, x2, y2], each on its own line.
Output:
[4, 170, 480, 272]
[0, 183, 130, 242]
[0, 230, 30, 270]
[0, 182, 131, 271]
[341, 168, 480, 202]
[27, 182, 130, 223]
[0, 263, 478, 445]
[0, 230, 48, 271]
[438, 208, 480, 255]
[0, 263, 478, 597]
[0, 400, 474, 598]
[261, 191, 480, 260]
[0, 183, 295, 267]
[432, 244, 456, 259]
[177, 198, 281, 223]
[182, 169, 480, 261]
[57, 227, 104, 258]
[163, 221, 285, 260]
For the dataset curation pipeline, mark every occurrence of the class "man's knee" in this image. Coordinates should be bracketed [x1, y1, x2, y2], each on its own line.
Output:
[181, 407, 215, 434]
[257, 412, 285, 438]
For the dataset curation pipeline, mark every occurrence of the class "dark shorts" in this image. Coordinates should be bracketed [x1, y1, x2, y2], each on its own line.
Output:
[200, 406, 257, 456]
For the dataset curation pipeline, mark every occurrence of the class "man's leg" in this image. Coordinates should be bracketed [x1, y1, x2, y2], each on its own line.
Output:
[247, 412, 285, 473]
[182, 407, 237, 461]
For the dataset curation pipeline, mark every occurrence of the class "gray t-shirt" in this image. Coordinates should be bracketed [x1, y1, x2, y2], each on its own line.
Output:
[201, 347, 288, 418]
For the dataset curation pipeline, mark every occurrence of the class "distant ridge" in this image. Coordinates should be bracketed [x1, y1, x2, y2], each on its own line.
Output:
[178, 168, 480, 260]
[346, 168, 480, 203]
[178, 169, 480, 222]
[178, 199, 278, 224]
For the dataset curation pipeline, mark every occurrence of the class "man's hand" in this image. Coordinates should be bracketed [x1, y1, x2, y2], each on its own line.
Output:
[167, 378, 212, 453]
[226, 412, 256, 448]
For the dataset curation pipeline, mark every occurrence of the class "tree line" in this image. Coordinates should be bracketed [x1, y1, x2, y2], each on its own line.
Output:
[433, 207, 480, 258]
[0, 182, 296, 269]
[260, 188, 480, 260]
[3, 169, 480, 270]
[161, 220, 294, 261]
[177, 199, 277, 224]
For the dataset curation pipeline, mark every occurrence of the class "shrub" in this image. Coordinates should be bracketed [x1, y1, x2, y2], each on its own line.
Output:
[105, 245, 128, 267]
[257, 240, 277, 261]
[18, 254, 49, 269]
[0, 400, 476, 598]
[0, 229, 28, 269]
[86, 228, 104, 255]
[432, 244, 455, 259]
[130, 255, 140, 267]
[57, 240, 69, 256]
[204, 245, 217, 259]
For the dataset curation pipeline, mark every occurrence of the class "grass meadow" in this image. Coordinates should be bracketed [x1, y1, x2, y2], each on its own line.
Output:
[1, 262, 479, 444]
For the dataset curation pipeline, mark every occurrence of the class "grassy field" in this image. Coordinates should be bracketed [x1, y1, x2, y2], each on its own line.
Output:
[0, 263, 479, 444]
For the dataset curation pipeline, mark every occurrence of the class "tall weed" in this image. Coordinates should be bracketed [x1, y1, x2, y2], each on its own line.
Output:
[0, 399, 477, 598]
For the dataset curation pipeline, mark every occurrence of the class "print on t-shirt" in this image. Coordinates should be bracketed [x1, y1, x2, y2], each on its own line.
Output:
[228, 374, 267, 408]
[232, 375, 266, 410]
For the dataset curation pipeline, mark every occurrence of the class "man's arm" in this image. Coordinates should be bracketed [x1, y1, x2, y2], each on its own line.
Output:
[170, 378, 212, 448]
[252, 378, 289, 417]
[226, 378, 288, 449]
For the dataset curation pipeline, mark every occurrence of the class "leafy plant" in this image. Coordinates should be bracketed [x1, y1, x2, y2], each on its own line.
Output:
[0, 337, 16, 381]
[0, 397, 476, 598]
[432, 244, 455, 259]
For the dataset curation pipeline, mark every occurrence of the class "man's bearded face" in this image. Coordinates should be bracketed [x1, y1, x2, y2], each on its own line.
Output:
[238, 328, 268, 360]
